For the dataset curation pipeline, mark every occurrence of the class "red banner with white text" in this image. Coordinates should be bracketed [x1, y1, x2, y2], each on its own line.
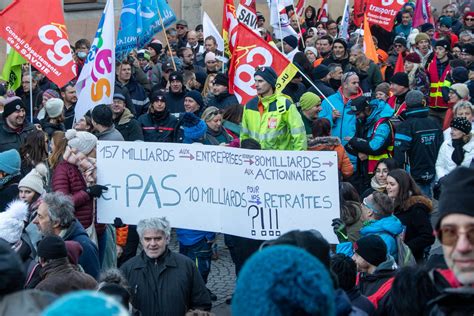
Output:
[0, 0, 77, 87]
[229, 24, 298, 105]
[366, 0, 408, 32]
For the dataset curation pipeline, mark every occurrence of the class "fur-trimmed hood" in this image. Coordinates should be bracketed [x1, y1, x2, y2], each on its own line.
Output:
[402, 195, 433, 213]
[308, 136, 341, 149]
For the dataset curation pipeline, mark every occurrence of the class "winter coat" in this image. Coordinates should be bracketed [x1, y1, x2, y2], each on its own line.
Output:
[114, 108, 144, 141]
[117, 77, 150, 116]
[0, 118, 36, 153]
[203, 127, 233, 145]
[64, 104, 76, 130]
[366, 61, 384, 91]
[394, 195, 435, 262]
[308, 136, 354, 179]
[408, 66, 430, 99]
[341, 201, 365, 242]
[308, 80, 336, 100]
[360, 215, 404, 259]
[40, 120, 65, 140]
[96, 127, 125, 141]
[435, 136, 474, 179]
[0, 174, 21, 213]
[138, 111, 179, 143]
[18, 86, 43, 120]
[35, 258, 97, 295]
[282, 82, 306, 104]
[121, 249, 212, 316]
[0, 290, 57, 316]
[206, 91, 239, 110]
[346, 288, 376, 316]
[62, 219, 100, 279]
[166, 90, 187, 114]
[393, 106, 443, 183]
[322, 54, 351, 72]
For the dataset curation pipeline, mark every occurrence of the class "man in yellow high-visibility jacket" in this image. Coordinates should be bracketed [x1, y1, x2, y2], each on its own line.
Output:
[240, 66, 307, 150]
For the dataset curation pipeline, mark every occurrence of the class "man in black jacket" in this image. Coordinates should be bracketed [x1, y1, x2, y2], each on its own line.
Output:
[206, 73, 239, 109]
[309, 64, 336, 100]
[0, 97, 35, 153]
[393, 90, 442, 197]
[121, 217, 211, 316]
[111, 93, 144, 141]
[165, 72, 187, 114]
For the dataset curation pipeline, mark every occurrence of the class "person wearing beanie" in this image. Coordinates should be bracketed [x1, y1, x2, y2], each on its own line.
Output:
[91, 104, 124, 141]
[298, 92, 322, 137]
[460, 43, 474, 67]
[282, 35, 300, 61]
[387, 72, 410, 122]
[435, 16, 459, 48]
[427, 38, 454, 126]
[387, 37, 408, 68]
[204, 52, 218, 74]
[0, 149, 22, 212]
[165, 71, 187, 114]
[442, 83, 471, 130]
[413, 32, 434, 68]
[304, 46, 318, 65]
[116, 60, 150, 116]
[40, 98, 66, 140]
[35, 235, 97, 295]
[110, 94, 143, 142]
[0, 97, 36, 153]
[183, 90, 205, 117]
[206, 73, 239, 110]
[443, 100, 474, 141]
[232, 245, 335, 316]
[322, 38, 350, 71]
[241, 66, 307, 150]
[374, 82, 390, 102]
[200, 106, 233, 145]
[19, 162, 48, 208]
[309, 64, 336, 100]
[404, 52, 430, 96]
[37, 89, 60, 120]
[436, 116, 474, 179]
[393, 90, 443, 195]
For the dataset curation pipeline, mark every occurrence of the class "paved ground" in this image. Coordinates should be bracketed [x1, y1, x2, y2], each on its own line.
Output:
[170, 232, 234, 315]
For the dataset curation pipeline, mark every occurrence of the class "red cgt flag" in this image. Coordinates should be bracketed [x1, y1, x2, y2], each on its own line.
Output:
[223, 0, 238, 57]
[0, 0, 76, 88]
[228, 23, 298, 105]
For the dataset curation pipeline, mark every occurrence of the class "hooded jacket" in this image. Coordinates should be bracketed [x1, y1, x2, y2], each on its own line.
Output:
[394, 195, 434, 262]
[114, 108, 144, 141]
[360, 215, 404, 259]
[308, 136, 354, 179]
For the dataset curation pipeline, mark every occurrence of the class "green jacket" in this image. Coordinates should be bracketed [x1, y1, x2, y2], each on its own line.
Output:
[241, 94, 307, 150]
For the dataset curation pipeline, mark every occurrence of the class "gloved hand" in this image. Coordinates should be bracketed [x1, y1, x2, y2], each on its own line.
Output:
[86, 184, 108, 198]
[332, 218, 349, 243]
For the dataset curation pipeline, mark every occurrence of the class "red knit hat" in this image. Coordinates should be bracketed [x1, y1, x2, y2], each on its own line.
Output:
[405, 52, 421, 64]
[464, 11, 474, 20]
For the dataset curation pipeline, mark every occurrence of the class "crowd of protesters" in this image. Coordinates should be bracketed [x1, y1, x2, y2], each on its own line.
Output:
[0, 1, 474, 315]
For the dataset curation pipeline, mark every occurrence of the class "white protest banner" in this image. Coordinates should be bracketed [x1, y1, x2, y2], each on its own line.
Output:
[97, 141, 340, 243]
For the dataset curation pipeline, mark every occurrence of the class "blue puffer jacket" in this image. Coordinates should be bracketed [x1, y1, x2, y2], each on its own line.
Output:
[176, 229, 216, 246]
[337, 215, 404, 260]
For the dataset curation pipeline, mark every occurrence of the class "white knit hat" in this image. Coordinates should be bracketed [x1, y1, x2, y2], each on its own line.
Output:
[0, 200, 28, 244]
[65, 129, 97, 155]
[45, 98, 64, 119]
[18, 163, 48, 194]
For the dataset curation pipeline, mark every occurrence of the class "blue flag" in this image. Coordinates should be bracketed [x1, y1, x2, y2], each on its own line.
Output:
[116, 0, 176, 61]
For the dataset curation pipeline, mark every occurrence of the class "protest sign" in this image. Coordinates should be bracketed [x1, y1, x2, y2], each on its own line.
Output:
[366, 0, 408, 32]
[97, 141, 340, 243]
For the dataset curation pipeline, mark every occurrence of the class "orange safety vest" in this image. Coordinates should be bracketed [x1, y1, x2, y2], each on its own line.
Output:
[427, 56, 451, 110]
[367, 118, 394, 174]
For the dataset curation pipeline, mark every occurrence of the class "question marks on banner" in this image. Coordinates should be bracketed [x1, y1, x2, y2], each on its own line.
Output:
[248, 205, 280, 237]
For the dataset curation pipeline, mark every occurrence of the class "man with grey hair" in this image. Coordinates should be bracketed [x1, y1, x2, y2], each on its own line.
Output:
[33, 191, 100, 279]
[120, 217, 211, 316]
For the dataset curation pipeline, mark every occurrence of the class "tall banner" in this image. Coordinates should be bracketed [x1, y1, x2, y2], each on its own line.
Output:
[412, 0, 432, 28]
[338, 0, 350, 40]
[203, 12, 224, 53]
[366, 0, 408, 31]
[223, 0, 238, 57]
[116, 0, 176, 61]
[0, 0, 76, 88]
[268, 0, 298, 40]
[317, 0, 329, 23]
[96, 141, 340, 243]
[236, 0, 258, 30]
[75, 0, 115, 122]
[363, 14, 378, 63]
[353, 0, 366, 27]
[1, 47, 26, 91]
[228, 23, 299, 105]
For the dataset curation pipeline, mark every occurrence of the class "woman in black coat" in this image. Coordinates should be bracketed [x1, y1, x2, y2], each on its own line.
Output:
[386, 169, 435, 263]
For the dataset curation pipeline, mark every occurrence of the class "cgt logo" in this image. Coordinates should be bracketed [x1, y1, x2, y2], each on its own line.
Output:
[234, 46, 273, 99]
[38, 23, 75, 70]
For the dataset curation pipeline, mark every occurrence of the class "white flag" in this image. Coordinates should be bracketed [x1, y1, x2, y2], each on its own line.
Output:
[267, 0, 297, 40]
[203, 12, 225, 53]
[75, 0, 116, 122]
[338, 0, 350, 40]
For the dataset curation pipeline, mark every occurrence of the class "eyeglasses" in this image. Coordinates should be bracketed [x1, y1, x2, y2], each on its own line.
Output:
[436, 225, 474, 246]
[342, 71, 357, 83]
[362, 197, 380, 214]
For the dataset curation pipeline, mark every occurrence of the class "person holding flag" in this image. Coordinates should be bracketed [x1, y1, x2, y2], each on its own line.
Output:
[240, 67, 307, 151]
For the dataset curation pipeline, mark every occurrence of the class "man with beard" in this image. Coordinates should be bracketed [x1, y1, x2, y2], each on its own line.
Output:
[111, 93, 143, 141]
[61, 82, 77, 130]
[138, 91, 178, 143]
[323, 39, 350, 71]
[0, 97, 35, 152]
[165, 72, 187, 114]
[33, 192, 100, 279]
[413, 33, 433, 68]
[179, 47, 205, 74]
[316, 35, 333, 60]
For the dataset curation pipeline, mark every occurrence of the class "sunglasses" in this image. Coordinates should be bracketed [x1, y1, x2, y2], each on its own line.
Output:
[205, 110, 219, 121]
[436, 225, 474, 246]
[466, 18, 474, 21]
[362, 197, 380, 214]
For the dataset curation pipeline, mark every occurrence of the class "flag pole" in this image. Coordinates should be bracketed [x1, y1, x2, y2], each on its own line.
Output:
[292, 0, 305, 49]
[277, 6, 285, 53]
[296, 68, 336, 110]
[156, 7, 177, 71]
[28, 64, 33, 122]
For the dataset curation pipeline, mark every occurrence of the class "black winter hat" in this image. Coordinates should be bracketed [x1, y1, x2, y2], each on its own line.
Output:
[435, 39, 451, 52]
[420, 23, 434, 33]
[394, 37, 407, 47]
[213, 73, 229, 87]
[254, 66, 278, 88]
[37, 235, 68, 260]
[333, 38, 348, 51]
[2, 97, 26, 119]
[283, 35, 298, 49]
[312, 64, 330, 80]
[147, 42, 163, 55]
[437, 167, 474, 229]
[185, 90, 205, 109]
[349, 96, 370, 114]
[151, 90, 166, 103]
[354, 235, 387, 266]
[390, 72, 409, 88]
[169, 71, 183, 83]
[462, 43, 474, 56]
[0, 238, 25, 295]
[450, 117, 472, 135]
[92, 104, 113, 127]
[452, 66, 469, 83]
